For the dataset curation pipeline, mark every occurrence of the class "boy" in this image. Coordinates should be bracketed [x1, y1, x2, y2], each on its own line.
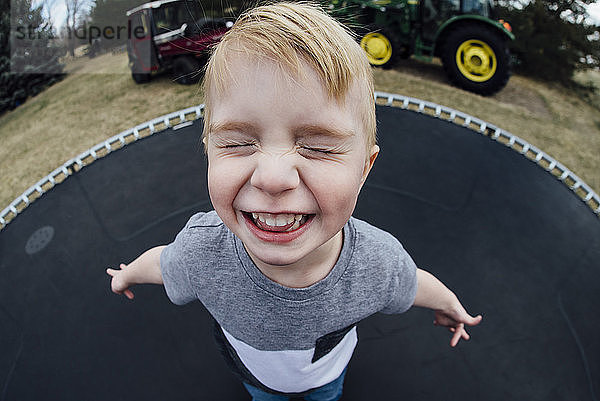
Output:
[107, 3, 482, 400]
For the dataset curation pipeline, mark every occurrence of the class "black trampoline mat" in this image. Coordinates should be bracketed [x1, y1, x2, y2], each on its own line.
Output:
[1, 105, 598, 401]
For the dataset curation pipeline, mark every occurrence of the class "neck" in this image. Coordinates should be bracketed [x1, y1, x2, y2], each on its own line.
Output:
[248, 230, 343, 289]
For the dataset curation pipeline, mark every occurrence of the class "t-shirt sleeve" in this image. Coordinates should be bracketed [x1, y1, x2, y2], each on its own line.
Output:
[380, 242, 418, 315]
[160, 225, 197, 305]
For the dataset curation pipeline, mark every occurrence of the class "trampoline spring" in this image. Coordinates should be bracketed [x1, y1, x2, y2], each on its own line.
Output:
[584, 192, 594, 202]
[20, 195, 29, 206]
[133, 129, 140, 139]
[402, 98, 409, 109]
[521, 144, 530, 154]
[435, 106, 441, 116]
[559, 171, 570, 181]
[571, 181, 581, 191]
[173, 121, 194, 130]
[418, 103, 425, 112]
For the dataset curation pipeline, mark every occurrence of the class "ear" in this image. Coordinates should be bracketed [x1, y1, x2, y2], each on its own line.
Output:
[360, 144, 379, 187]
[202, 135, 209, 155]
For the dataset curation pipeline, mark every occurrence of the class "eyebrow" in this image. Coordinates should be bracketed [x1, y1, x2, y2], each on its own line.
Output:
[208, 121, 258, 137]
[294, 124, 355, 140]
[208, 121, 354, 140]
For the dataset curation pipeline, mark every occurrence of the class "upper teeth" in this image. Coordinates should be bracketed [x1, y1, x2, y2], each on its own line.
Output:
[251, 212, 304, 227]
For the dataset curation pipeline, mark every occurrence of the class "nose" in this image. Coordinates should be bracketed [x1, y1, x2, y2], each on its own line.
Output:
[250, 153, 300, 196]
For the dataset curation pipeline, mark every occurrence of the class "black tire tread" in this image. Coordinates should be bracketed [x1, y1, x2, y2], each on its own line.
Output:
[172, 56, 202, 85]
[361, 26, 403, 70]
[440, 23, 510, 96]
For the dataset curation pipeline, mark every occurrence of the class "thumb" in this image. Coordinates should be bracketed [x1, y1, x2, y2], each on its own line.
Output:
[464, 314, 483, 326]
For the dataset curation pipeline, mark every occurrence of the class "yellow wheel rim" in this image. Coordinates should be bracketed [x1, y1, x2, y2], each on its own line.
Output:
[360, 33, 392, 66]
[455, 39, 496, 82]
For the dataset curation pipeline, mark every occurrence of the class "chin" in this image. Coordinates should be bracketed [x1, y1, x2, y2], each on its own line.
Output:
[247, 246, 305, 267]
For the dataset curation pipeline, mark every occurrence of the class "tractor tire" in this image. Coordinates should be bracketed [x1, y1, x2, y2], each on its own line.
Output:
[131, 63, 151, 84]
[172, 56, 201, 85]
[441, 24, 510, 95]
[359, 27, 402, 69]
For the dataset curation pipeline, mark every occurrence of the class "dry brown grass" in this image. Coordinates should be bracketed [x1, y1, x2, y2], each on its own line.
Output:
[1, 52, 599, 211]
[0, 51, 203, 209]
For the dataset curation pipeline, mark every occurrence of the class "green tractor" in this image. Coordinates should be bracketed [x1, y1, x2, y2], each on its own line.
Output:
[329, 0, 515, 95]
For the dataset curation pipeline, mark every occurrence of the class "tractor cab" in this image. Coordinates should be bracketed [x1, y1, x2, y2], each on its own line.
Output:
[330, 0, 514, 95]
[126, 0, 232, 84]
[421, 0, 496, 41]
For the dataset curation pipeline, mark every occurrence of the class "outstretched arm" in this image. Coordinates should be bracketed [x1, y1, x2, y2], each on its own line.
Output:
[106, 246, 166, 300]
[413, 268, 482, 347]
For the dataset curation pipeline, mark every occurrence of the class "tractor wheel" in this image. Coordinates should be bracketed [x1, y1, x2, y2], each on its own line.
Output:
[360, 28, 402, 69]
[172, 56, 201, 85]
[441, 25, 510, 95]
[131, 63, 151, 84]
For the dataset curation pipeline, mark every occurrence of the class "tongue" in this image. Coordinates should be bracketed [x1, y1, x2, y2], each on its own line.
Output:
[255, 219, 296, 232]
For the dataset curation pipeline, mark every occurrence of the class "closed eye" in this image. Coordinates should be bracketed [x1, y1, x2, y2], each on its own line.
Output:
[297, 146, 345, 160]
[223, 143, 255, 148]
[214, 142, 257, 156]
[301, 146, 334, 154]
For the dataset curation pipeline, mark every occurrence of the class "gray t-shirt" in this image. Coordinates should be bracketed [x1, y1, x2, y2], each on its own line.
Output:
[160, 210, 417, 394]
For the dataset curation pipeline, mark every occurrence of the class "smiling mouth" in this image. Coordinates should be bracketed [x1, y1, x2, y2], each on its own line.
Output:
[243, 212, 311, 232]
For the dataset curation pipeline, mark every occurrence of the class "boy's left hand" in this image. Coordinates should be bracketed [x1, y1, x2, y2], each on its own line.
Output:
[433, 306, 482, 347]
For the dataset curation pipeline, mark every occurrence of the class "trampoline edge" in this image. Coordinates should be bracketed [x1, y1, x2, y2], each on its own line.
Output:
[2, 93, 599, 231]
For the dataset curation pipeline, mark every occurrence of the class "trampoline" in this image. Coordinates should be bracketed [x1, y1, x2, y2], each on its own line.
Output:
[1, 92, 598, 400]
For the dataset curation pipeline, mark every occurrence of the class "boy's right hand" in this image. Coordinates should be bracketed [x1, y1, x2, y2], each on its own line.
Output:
[106, 263, 135, 300]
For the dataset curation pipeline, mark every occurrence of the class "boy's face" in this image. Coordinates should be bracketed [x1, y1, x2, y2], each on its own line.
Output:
[206, 55, 378, 269]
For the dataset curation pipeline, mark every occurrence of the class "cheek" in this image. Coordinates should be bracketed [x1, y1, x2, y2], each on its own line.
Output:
[207, 159, 246, 211]
[308, 163, 364, 215]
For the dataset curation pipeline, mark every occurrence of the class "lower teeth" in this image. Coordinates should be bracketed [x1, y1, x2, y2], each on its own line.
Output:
[287, 219, 300, 231]
[252, 215, 307, 231]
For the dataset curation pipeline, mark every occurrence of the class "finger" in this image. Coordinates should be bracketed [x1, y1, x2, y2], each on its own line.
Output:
[450, 323, 467, 347]
[120, 263, 127, 269]
[106, 268, 116, 276]
[465, 314, 483, 326]
[124, 289, 135, 300]
[450, 328, 463, 347]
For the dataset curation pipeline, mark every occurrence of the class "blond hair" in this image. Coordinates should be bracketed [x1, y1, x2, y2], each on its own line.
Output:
[202, 2, 376, 151]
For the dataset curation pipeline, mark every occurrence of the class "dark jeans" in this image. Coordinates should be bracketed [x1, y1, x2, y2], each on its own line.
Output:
[242, 367, 348, 401]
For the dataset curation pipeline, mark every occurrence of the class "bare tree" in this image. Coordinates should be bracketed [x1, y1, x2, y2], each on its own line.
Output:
[65, 0, 83, 56]
[42, 0, 58, 25]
